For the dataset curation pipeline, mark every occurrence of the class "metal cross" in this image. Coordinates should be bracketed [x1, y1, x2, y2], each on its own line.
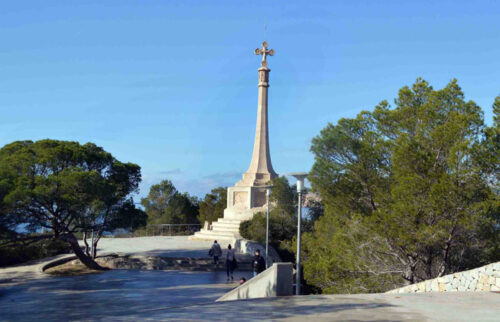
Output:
[254, 41, 274, 64]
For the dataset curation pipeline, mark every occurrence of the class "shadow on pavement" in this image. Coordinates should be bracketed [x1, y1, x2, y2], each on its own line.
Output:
[0, 269, 253, 320]
[132, 296, 398, 320]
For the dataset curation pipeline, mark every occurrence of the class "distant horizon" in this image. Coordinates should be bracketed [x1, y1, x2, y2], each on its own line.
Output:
[1, 1, 499, 199]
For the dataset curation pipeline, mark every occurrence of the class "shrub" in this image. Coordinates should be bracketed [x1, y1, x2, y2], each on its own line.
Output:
[0, 239, 71, 267]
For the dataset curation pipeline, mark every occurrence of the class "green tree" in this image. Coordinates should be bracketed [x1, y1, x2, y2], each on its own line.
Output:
[240, 177, 298, 245]
[303, 79, 500, 293]
[198, 187, 227, 224]
[0, 140, 145, 269]
[141, 180, 199, 225]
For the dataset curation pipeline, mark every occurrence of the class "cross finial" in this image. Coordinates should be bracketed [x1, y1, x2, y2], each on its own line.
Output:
[254, 41, 274, 66]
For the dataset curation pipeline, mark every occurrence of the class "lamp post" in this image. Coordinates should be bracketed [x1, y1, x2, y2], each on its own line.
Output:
[288, 172, 307, 295]
[262, 185, 272, 268]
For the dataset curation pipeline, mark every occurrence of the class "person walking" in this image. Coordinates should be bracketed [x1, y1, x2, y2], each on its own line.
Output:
[225, 244, 237, 281]
[208, 240, 222, 267]
[252, 249, 266, 277]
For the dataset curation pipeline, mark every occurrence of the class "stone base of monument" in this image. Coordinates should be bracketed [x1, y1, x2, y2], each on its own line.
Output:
[189, 218, 242, 241]
[189, 205, 266, 241]
[189, 185, 269, 241]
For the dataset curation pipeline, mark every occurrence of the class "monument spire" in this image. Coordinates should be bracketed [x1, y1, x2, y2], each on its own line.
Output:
[238, 41, 278, 186]
[190, 42, 280, 241]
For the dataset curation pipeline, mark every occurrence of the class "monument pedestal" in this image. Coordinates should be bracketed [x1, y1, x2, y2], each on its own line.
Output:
[190, 186, 269, 240]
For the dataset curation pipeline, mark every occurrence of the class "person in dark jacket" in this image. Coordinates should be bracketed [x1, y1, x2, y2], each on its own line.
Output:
[208, 240, 222, 266]
[252, 249, 266, 277]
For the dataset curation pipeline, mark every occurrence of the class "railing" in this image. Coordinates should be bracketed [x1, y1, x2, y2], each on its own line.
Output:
[111, 224, 202, 238]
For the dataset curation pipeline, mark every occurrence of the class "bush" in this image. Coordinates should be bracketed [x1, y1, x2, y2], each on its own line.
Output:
[239, 219, 252, 241]
[239, 210, 297, 247]
[0, 239, 71, 267]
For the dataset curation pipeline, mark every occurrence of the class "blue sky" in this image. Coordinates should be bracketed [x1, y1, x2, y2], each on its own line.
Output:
[1, 1, 499, 199]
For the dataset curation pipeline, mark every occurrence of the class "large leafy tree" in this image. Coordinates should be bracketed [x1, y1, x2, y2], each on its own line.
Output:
[141, 180, 199, 225]
[0, 139, 146, 269]
[303, 79, 499, 293]
[198, 187, 227, 224]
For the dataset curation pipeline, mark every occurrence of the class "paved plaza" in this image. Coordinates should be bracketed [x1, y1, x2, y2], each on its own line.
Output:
[1, 273, 498, 321]
[162, 292, 500, 321]
[91, 236, 233, 258]
[0, 237, 229, 286]
[0, 269, 253, 321]
[1, 237, 499, 321]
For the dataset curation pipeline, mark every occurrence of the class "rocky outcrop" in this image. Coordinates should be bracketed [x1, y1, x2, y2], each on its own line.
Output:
[387, 262, 500, 293]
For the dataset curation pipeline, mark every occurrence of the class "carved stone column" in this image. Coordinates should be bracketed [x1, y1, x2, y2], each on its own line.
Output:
[237, 41, 278, 187]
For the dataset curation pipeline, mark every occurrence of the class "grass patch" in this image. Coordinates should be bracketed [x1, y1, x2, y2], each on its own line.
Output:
[45, 260, 109, 276]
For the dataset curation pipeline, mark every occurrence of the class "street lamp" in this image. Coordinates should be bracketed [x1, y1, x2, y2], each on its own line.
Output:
[262, 185, 273, 268]
[288, 172, 308, 295]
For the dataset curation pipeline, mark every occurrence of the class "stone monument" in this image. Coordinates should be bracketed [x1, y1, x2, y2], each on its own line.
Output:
[191, 42, 278, 240]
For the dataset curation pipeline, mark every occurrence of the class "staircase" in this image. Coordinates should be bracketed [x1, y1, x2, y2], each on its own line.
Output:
[189, 218, 243, 241]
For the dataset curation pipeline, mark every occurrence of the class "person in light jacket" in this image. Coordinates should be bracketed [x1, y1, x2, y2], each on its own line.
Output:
[208, 240, 222, 266]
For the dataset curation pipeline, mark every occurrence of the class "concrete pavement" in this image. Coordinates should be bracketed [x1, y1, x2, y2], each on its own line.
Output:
[2, 237, 499, 321]
[148, 292, 500, 321]
[3, 273, 497, 321]
[91, 236, 233, 258]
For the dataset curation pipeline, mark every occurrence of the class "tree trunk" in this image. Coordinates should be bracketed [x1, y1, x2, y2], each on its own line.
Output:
[92, 233, 100, 259]
[60, 233, 107, 270]
[83, 231, 90, 257]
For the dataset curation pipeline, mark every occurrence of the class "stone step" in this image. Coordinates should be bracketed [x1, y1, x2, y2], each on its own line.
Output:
[191, 230, 239, 240]
[212, 219, 241, 225]
[209, 226, 240, 233]
[194, 232, 235, 239]
[211, 226, 240, 233]
[217, 218, 244, 224]
[204, 229, 237, 236]
[211, 222, 241, 229]
[195, 232, 238, 238]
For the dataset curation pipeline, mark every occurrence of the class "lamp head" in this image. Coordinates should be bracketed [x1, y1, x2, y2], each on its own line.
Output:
[287, 172, 308, 192]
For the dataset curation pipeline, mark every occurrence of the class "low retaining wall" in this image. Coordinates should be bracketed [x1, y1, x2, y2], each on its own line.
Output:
[43, 254, 253, 272]
[216, 262, 293, 302]
[387, 262, 500, 294]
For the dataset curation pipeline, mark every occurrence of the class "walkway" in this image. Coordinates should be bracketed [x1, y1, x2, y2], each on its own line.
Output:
[2, 277, 498, 321]
[162, 292, 500, 321]
[0, 237, 238, 287]
[2, 237, 498, 320]
[0, 269, 254, 321]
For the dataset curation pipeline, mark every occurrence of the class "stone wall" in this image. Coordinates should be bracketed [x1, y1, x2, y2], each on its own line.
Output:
[216, 262, 293, 302]
[387, 262, 500, 293]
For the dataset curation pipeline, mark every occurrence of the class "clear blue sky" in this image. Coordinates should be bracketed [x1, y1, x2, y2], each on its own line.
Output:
[1, 1, 499, 199]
